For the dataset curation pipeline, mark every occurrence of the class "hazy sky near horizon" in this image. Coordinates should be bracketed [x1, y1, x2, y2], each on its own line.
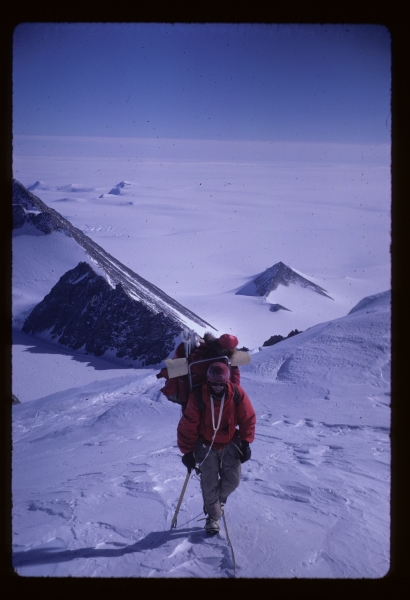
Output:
[13, 22, 391, 144]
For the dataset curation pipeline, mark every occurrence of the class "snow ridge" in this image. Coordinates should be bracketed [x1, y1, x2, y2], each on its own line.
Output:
[12, 179, 215, 332]
[348, 290, 391, 315]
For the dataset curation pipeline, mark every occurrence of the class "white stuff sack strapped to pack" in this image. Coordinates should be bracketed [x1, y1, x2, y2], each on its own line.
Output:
[230, 350, 252, 367]
[164, 357, 189, 378]
[164, 350, 251, 379]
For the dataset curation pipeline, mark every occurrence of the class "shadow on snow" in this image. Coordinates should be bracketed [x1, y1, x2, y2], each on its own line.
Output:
[12, 527, 205, 569]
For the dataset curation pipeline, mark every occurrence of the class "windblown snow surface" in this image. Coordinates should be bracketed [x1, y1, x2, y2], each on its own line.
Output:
[12, 291, 391, 578]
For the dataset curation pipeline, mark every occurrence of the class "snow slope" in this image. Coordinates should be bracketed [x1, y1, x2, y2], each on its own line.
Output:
[12, 227, 104, 329]
[12, 291, 390, 578]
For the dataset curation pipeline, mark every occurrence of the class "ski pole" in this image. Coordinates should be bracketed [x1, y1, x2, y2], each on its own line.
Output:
[170, 470, 191, 529]
[222, 510, 236, 577]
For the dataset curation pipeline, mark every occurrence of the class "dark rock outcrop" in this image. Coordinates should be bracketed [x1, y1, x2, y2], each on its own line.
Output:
[22, 262, 181, 365]
[263, 329, 302, 347]
[269, 303, 291, 313]
[237, 261, 333, 300]
[254, 262, 333, 299]
[263, 334, 285, 346]
[26, 212, 61, 234]
[12, 180, 42, 210]
[108, 181, 130, 195]
[108, 186, 121, 195]
[13, 204, 26, 229]
[12, 181, 63, 234]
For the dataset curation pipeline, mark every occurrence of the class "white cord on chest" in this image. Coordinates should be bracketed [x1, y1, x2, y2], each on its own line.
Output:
[197, 393, 225, 467]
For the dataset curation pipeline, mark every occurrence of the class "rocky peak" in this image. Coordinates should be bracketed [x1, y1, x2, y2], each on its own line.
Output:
[22, 262, 181, 366]
[253, 262, 333, 300]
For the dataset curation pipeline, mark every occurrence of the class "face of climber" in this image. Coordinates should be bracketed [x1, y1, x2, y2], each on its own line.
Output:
[209, 381, 226, 397]
[207, 362, 229, 398]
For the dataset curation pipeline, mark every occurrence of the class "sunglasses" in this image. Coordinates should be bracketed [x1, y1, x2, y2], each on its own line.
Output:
[210, 382, 226, 388]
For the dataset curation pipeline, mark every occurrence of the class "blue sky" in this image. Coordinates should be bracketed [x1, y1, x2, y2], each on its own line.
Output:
[13, 23, 391, 143]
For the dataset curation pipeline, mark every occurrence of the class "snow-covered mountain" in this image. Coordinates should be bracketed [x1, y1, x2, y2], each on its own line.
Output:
[107, 180, 133, 196]
[21, 262, 182, 366]
[234, 261, 336, 327]
[12, 179, 215, 365]
[237, 261, 333, 307]
[12, 290, 391, 577]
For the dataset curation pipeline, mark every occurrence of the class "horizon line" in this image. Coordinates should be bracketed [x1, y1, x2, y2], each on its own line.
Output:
[13, 134, 391, 147]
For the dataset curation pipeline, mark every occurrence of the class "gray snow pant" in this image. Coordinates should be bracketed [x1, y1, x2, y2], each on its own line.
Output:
[194, 438, 242, 520]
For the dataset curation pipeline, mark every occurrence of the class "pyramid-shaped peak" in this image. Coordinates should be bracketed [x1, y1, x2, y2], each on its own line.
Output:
[108, 180, 134, 195]
[252, 262, 333, 300]
[266, 261, 288, 275]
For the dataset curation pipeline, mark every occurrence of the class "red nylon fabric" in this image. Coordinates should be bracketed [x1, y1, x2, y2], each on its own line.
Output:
[177, 380, 256, 454]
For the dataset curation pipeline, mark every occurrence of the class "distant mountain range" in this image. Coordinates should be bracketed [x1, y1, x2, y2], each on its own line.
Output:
[13, 179, 215, 366]
[236, 261, 334, 312]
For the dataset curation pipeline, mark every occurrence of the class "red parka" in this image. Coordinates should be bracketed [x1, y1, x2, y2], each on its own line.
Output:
[177, 380, 256, 454]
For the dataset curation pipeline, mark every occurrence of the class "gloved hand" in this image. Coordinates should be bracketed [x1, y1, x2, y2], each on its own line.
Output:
[167, 394, 181, 404]
[240, 440, 251, 464]
[182, 450, 196, 473]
